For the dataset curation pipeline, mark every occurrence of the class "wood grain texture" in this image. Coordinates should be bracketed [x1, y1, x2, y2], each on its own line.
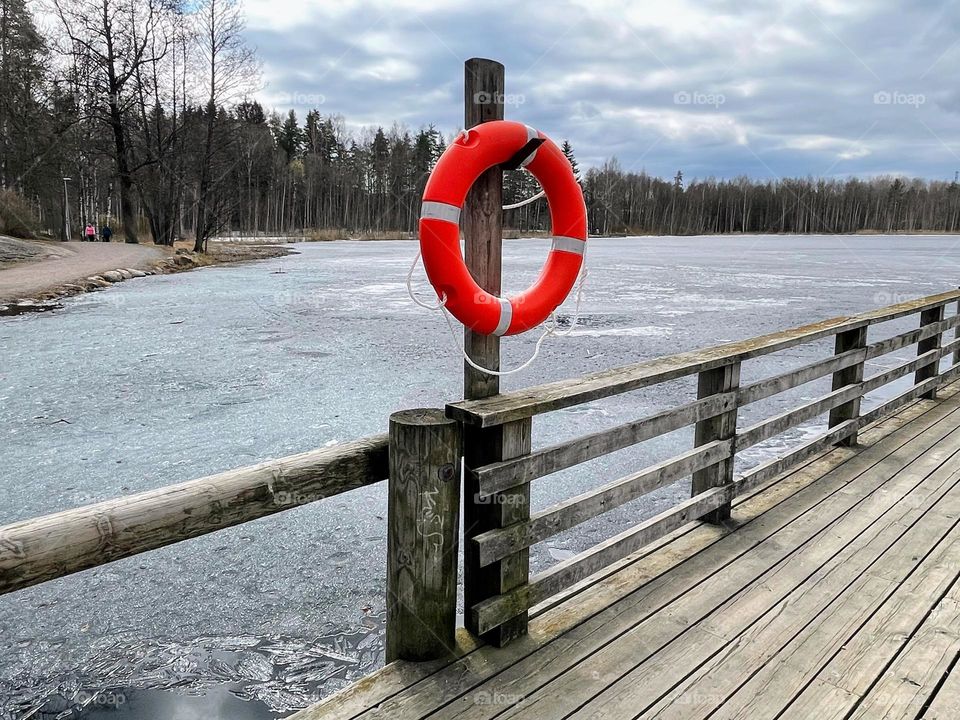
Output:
[725, 528, 960, 720]
[859, 364, 960, 428]
[738, 382, 861, 452]
[463, 418, 533, 645]
[503, 397, 960, 720]
[637, 447, 960, 720]
[864, 313, 960, 361]
[918, 304, 946, 399]
[458, 57, 532, 648]
[447, 290, 960, 427]
[473, 439, 733, 567]
[472, 484, 735, 634]
[828, 326, 868, 446]
[462, 57, 504, 399]
[692, 361, 741, 522]
[738, 420, 860, 495]
[473, 392, 736, 496]
[738, 348, 865, 406]
[387, 409, 461, 662]
[294, 383, 960, 720]
[0, 435, 388, 595]
[846, 571, 960, 719]
[941, 335, 960, 359]
[954, 295, 960, 366]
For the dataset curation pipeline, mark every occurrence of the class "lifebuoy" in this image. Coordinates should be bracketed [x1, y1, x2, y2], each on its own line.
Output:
[419, 120, 587, 336]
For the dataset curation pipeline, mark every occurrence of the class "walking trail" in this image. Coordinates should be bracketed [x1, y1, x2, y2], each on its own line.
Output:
[0, 238, 167, 302]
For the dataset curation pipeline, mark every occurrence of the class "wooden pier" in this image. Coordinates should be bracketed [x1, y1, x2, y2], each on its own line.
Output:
[283, 289, 960, 720]
[296, 387, 960, 719]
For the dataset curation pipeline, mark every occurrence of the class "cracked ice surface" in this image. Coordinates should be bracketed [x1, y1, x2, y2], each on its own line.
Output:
[0, 235, 957, 717]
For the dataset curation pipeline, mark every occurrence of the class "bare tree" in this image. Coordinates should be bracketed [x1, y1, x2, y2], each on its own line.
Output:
[191, 0, 258, 252]
[52, 0, 168, 243]
[130, 6, 187, 245]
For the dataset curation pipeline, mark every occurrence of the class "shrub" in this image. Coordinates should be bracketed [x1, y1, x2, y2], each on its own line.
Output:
[0, 190, 40, 239]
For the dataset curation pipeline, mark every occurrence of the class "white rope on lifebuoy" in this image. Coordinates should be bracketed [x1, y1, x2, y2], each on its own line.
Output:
[406, 248, 587, 376]
[405, 249, 447, 310]
[502, 189, 545, 210]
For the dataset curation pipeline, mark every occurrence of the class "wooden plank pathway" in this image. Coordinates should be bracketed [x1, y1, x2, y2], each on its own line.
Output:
[297, 381, 960, 720]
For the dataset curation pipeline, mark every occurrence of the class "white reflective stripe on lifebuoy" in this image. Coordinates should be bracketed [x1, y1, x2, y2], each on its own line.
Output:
[492, 297, 513, 336]
[420, 201, 461, 224]
[519, 125, 540, 168]
[551, 235, 586, 256]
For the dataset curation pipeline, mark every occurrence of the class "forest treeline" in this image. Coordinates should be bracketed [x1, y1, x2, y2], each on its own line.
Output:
[3, 0, 960, 249]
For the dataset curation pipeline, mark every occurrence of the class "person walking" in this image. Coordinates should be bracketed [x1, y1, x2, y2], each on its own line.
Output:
[84, 223, 96, 242]
[100, 225, 113, 243]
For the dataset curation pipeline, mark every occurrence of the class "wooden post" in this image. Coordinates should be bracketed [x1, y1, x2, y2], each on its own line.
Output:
[827, 326, 868, 446]
[917, 305, 945, 399]
[464, 417, 531, 646]
[953, 293, 960, 367]
[463, 57, 505, 396]
[386, 409, 461, 662]
[460, 58, 532, 647]
[691, 361, 740, 523]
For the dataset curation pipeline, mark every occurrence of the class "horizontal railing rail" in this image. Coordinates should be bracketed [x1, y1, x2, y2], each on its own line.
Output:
[0, 435, 389, 595]
[449, 289, 960, 636]
[446, 289, 960, 427]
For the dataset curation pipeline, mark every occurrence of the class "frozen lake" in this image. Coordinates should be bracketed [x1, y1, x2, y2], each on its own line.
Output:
[2, 235, 959, 717]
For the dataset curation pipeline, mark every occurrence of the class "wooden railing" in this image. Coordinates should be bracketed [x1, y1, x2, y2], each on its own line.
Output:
[4, 289, 960, 667]
[446, 288, 960, 639]
[0, 435, 390, 595]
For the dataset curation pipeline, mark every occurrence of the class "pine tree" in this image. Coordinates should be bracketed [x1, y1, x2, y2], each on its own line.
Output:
[0, 0, 46, 191]
[561, 140, 580, 182]
[304, 109, 322, 156]
[278, 109, 303, 161]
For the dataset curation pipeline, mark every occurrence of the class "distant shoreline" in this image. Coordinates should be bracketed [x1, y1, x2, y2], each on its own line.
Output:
[0, 238, 294, 312]
[212, 229, 960, 244]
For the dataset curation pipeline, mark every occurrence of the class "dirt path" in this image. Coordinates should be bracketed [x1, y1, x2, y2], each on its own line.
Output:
[0, 239, 168, 302]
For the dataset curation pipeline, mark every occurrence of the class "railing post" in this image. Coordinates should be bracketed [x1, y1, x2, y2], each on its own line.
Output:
[691, 361, 740, 523]
[386, 409, 461, 662]
[827, 326, 868, 446]
[954, 293, 960, 367]
[464, 418, 532, 646]
[917, 304, 945, 399]
[458, 56, 531, 648]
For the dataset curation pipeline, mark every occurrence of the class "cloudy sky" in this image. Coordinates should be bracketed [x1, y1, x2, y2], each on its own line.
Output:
[244, 0, 959, 181]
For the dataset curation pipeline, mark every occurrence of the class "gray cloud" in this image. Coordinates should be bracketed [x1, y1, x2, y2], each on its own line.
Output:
[245, 0, 960, 180]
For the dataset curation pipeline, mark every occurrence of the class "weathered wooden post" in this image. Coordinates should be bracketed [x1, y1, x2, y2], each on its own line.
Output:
[386, 409, 461, 662]
[460, 58, 533, 647]
[828, 327, 868, 446]
[917, 304, 945, 399]
[954, 292, 960, 367]
[691, 361, 741, 522]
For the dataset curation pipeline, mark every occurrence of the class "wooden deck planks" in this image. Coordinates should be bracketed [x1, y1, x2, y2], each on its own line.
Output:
[847, 582, 960, 718]
[641, 466, 960, 719]
[709, 527, 960, 720]
[294, 384, 960, 720]
[520, 408, 960, 719]
[430, 397, 960, 720]
[921, 654, 960, 719]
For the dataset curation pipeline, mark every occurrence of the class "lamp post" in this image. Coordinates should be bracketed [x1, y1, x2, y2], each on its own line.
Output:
[61, 177, 72, 242]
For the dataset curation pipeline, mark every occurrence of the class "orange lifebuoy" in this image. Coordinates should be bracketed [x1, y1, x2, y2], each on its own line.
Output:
[419, 120, 587, 336]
